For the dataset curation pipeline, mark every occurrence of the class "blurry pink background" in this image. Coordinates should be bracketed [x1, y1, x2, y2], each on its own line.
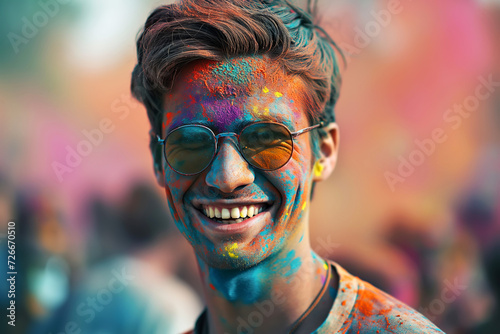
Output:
[1, 0, 500, 333]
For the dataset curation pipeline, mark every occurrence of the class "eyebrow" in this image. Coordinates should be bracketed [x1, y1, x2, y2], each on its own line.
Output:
[165, 117, 211, 134]
[254, 114, 296, 131]
[164, 105, 299, 134]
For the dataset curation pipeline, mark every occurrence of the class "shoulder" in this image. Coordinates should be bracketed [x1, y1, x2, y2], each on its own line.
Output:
[316, 261, 444, 333]
[338, 267, 445, 333]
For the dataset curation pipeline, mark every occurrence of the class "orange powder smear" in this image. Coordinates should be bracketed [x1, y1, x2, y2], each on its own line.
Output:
[357, 289, 393, 317]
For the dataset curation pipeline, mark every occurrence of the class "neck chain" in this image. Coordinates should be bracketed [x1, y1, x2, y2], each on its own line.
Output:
[200, 260, 332, 334]
[288, 260, 331, 333]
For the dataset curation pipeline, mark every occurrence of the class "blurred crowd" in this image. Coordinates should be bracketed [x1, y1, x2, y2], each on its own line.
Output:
[1, 0, 500, 333]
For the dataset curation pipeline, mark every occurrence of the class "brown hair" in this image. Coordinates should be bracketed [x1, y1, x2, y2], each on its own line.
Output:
[131, 0, 343, 158]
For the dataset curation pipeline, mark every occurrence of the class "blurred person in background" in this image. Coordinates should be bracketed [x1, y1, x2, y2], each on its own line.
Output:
[31, 182, 202, 334]
[130, 0, 444, 332]
[1, 182, 73, 334]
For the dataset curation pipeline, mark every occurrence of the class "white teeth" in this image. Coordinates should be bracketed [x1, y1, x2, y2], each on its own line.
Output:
[247, 206, 255, 217]
[201, 205, 266, 222]
[221, 208, 230, 219]
[231, 207, 240, 219]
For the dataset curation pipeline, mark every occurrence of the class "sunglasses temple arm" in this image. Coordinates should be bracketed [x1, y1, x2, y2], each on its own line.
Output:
[291, 122, 324, 138]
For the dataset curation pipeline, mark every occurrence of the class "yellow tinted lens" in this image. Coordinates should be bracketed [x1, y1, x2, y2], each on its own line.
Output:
[240, 123, 293, 170]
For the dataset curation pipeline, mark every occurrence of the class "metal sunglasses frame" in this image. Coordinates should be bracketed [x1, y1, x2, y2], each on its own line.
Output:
[156, 121, 324, 176]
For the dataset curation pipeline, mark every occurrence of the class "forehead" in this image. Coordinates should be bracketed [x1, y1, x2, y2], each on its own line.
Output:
[163, 56, 309, 132]
[173, 56, 284, 94]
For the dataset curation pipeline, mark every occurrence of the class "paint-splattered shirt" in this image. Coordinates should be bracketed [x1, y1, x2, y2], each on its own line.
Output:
[184, 261, 444, 333]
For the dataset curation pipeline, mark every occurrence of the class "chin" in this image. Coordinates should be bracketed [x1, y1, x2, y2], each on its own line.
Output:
[193, 239, 280, 270]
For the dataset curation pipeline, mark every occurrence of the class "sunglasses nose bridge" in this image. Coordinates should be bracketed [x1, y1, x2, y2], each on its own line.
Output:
[215, 132, 238, 139]
[214, 132, 240, 153]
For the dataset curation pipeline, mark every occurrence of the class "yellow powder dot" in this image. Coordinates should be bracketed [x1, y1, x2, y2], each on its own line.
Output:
[226, 243, 239, 258]
[323, 262, 328, 270]
[253, 106, 261, 116]
[274, 92, 283, 98]
[314, 162, 324, 177]
[302, 201, 307, 211]
[264, 108, 270, 115]
[263, 87, 269, 93]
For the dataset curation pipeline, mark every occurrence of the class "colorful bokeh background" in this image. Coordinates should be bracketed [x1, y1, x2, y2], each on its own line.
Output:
[1, 0, 500, 333]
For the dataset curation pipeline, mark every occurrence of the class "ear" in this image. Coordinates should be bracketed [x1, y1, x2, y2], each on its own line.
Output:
[152, 140, 165, 187]
[313, 123, 339, 182]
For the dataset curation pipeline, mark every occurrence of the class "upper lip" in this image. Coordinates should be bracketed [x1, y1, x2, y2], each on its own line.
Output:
[191, 199, 272, 210]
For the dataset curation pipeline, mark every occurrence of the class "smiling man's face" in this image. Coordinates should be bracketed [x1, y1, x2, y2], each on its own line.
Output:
[157, 56, 318, 269]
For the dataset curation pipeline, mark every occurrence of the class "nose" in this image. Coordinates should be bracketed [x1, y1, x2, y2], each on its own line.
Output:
[205, 137, 255, 193]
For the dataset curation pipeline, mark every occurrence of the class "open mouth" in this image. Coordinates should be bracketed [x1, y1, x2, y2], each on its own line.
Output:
[200, 204, 269, 224]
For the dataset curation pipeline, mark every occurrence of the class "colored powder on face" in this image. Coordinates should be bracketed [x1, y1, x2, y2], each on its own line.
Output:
[200, 103, 213, 122]
[165, 55, 318, 280]
[163, 109, 184, 133]
[211, 58, 255, 85]
[225, 242, 239, 259]
[164, 112, 174, 129]
[188, 95, 196, 105]
[204, 98, 242, 131]
[188, 58, 268, 100]
[209, 84, 250, 99]
[302, 201, 307, 211]
[252, 106, 260, 116]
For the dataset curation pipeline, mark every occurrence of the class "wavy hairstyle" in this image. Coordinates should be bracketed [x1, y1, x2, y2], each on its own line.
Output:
[131, 0, 343, 160]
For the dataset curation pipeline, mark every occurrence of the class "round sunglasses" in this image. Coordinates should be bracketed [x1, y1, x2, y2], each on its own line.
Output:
[156, 121, 324, 175]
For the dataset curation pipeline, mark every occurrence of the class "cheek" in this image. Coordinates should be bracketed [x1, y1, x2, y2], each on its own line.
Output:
[164, 171, 202, 245]
[164, 170, 193, 219]
[274, 140, 312, 219]
[293, 138, 314, 185]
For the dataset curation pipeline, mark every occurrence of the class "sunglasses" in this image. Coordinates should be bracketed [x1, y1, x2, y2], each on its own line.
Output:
[156, 121, 324, 175]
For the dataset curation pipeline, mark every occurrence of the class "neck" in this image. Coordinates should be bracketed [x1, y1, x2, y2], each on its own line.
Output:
[197, 229, 333, 334]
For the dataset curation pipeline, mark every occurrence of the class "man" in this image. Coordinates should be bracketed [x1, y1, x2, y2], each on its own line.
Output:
[131, 0, 444, 332]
